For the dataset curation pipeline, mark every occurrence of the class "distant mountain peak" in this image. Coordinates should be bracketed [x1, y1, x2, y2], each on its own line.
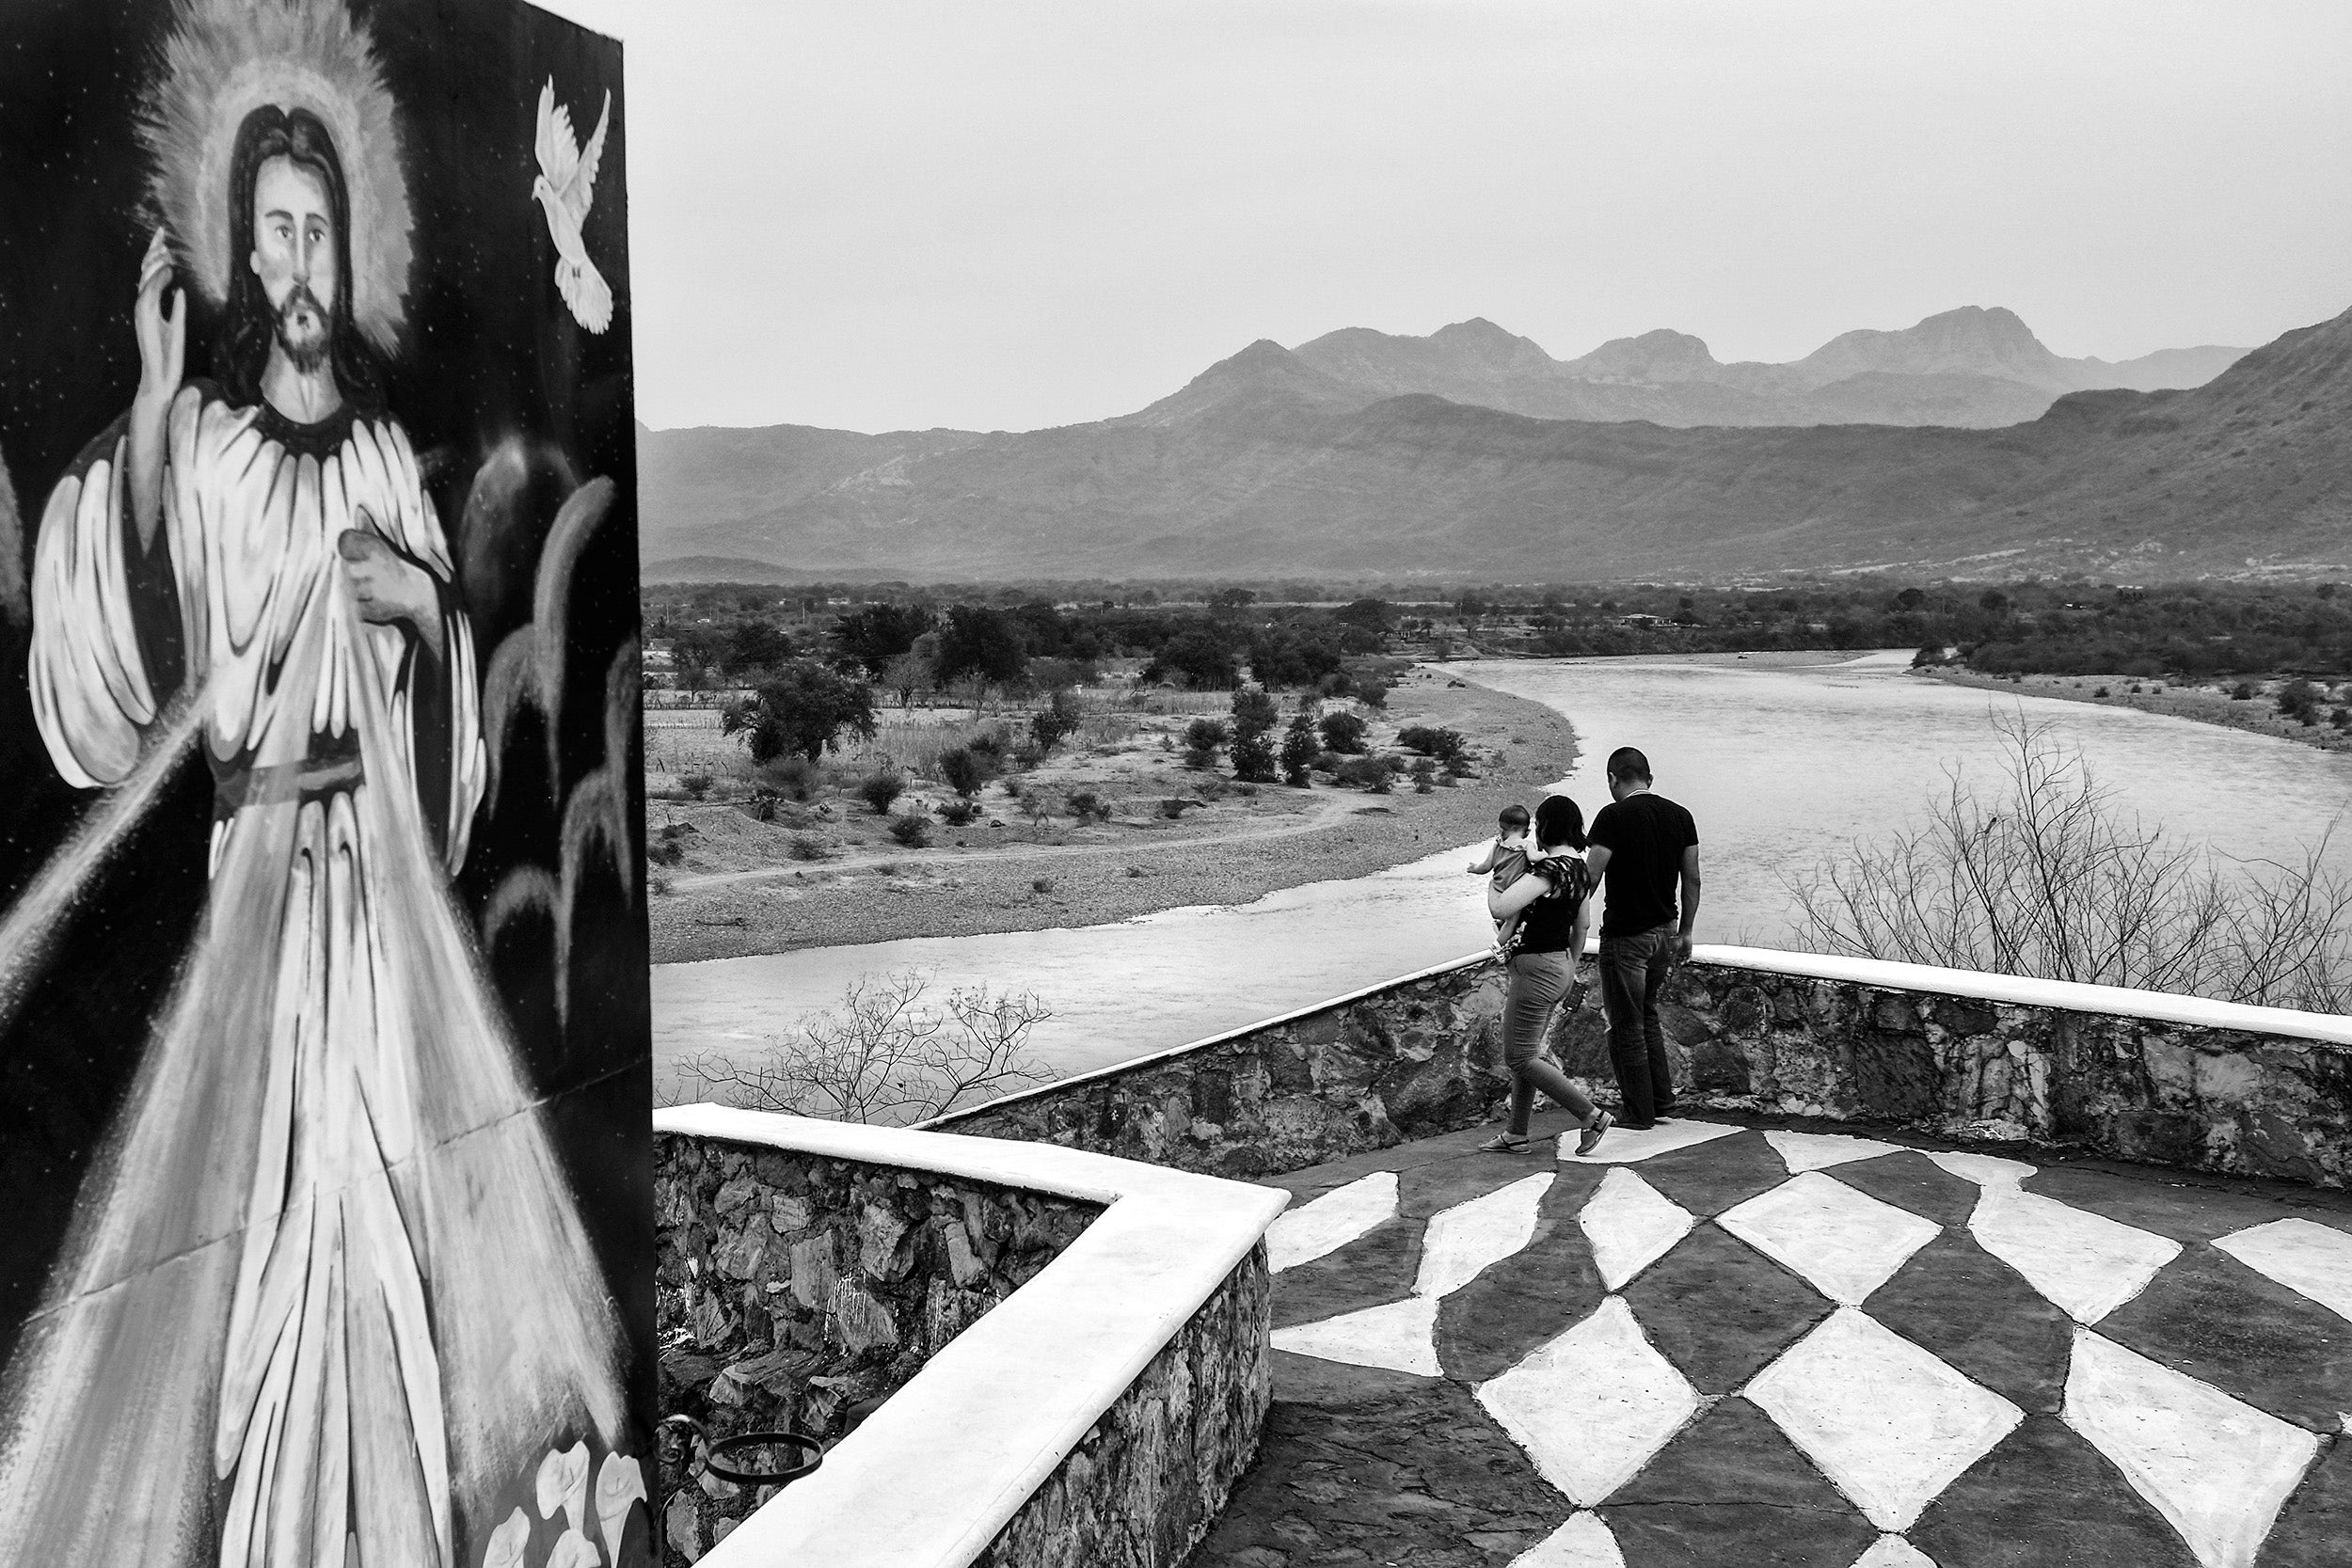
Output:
[1430, 316, 1522, 345]
[1120, 337, 1369, 427]
[1561, 327, 1722, 384]
[1798, 305, 2065, 388]
[1227, 337, 1295, 366]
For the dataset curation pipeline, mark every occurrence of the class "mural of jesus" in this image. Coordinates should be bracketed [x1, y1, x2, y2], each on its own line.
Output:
[0, 5, 639, 1564]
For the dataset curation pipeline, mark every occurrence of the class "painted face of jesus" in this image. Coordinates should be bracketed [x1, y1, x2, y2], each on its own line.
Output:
[249, 154, 338, 374]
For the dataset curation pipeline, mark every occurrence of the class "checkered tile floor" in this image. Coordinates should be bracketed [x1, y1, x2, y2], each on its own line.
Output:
[1215, 1119, 2352, 1568]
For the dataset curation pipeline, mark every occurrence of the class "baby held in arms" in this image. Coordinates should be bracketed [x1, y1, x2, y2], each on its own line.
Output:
[1467, 802, 1580, 955]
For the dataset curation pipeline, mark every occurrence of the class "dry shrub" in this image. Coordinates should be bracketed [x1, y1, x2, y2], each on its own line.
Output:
[1787, 713, 2350, 1010]
[672, 969, 1051, 1124]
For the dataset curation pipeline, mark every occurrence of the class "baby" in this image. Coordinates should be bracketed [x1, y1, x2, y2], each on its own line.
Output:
[1468, 803, 1550, 954]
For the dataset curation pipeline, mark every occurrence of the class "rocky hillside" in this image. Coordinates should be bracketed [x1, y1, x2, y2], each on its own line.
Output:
[639, 307, 2344, 582]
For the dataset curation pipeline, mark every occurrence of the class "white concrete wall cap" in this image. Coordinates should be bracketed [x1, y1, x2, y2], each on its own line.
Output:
[656, 1106, 1290, 1568]
[1689, 943, 2352, 1048]
[935, 941, 2352, 1132]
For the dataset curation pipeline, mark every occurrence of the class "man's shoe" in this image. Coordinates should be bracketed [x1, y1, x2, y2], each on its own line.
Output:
[1617, 1119, 1657, 1132]
[1476, 1132, 1532, 1154]
[1575, 1111, 1613, 1157]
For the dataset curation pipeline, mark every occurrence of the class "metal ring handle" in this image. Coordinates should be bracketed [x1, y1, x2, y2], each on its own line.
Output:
[657, 1414, 825, 1487]
[703, 1431, 824, 1487]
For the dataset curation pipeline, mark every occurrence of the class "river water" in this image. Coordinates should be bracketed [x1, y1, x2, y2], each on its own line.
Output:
[652, 652, 2352, 1099]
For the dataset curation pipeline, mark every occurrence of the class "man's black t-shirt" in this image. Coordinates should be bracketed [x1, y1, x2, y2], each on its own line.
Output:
[1588, 792, 1698, 939]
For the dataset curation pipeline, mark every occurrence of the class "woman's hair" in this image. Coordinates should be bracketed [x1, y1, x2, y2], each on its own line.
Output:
[1533, 793, 1586, 851]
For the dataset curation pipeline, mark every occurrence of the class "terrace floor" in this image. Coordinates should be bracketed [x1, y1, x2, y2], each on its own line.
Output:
[1189, 1113, 2352, 1568]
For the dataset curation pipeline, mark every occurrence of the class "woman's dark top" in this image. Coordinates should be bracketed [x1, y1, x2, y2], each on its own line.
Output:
[1513, 857, 1587, 954]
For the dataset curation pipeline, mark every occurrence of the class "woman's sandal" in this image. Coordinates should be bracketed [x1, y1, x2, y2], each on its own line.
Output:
[1476, 1132, 1532, 1154]
[1575, 1111, 1613, 1157]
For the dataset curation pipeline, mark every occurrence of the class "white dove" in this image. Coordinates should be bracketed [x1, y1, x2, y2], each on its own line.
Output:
[533, 78, 613, 333]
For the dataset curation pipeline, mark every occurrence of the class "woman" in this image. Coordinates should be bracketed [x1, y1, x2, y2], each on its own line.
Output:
[1478, 793, 1613, 1155]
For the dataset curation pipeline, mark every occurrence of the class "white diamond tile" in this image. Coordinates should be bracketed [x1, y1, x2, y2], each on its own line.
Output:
[1267, 1170, 1399, 1272]
[1851, 1537, 1938, 1567]
[1764, 1129, 1906, 1172]
[2065, 1329, 2320, 1568]
[1478, 1295, 1700, 1505]
[1746, 1307, 2023, 1531]
[1718, 1172, 1940, 1306]
[1926, 1150, 2036, 1188]
[2212, 1217, 2352, 1324]
[1417, 1172, 1552, 1298]
[1562, 1118, 1741, 1164]
[1968, 1186, 2181, 1323]
[1579, 1169, 1695, 1291]
[1270, 1295, 1441, 1377]
[1508, 1511, 1626, 1567]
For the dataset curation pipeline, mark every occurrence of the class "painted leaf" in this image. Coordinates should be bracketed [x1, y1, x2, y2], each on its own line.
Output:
[596, 1452, 649, 1561]
[536, 1440, 592, 1533]
[546, 1527, 603, 1568]
[482, 1507, 532, 1568]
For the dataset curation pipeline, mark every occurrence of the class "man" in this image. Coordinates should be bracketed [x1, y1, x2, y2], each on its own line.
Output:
[1583, 746, 1701, 1129]
[8, 90, 624, 1567]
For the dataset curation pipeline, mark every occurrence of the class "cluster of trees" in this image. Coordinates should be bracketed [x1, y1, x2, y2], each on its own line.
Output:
[1931, 583, 2351, 681]
[1167, 684, 1475, 796]
[646, 586, 1416, 766]
[1487, 580, 2350, 680]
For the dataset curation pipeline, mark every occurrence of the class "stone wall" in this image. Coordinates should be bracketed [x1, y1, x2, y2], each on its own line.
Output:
[974, 1245, 1273, 1568]
[1604, 961, 2352, 1189]
[934, 953, 2352, 1190]
[655, 1132, 1102, 1563]
[934, 961, 1523, 1180]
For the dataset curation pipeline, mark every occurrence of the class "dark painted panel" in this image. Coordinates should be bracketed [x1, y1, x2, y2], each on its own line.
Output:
[0, 2, 651, 1562]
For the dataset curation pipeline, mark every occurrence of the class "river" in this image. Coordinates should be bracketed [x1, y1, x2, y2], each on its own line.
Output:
[652, 652, 2352, 1100]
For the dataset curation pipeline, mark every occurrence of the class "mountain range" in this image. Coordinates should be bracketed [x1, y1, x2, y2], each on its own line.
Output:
[640, 306, 2352, 582]
[1281, 308, 2242, 430]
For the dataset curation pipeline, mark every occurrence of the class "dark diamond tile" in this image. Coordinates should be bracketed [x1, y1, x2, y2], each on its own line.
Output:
[1400, 1150, 1588, 1221]
[2097, 1244, 2352, 1433]
[1435, 1164, 1609, 1382]
[1865, 1230, 2074, 1414]
[1605, 1395, 1878, 1567]
[1275, 1214, 1421, 1330]
[2258, 1426, 2352, 1567]
[1271, 1349, 1445, 1406]
[1188, 1378, 1569, 1568]
[1619, 1223, 1834, 1394]
[1911, 1414, 2199, 1568]
[2026, 1166, 2352, 1248]
[1635, 1130, 1793, 1217]
[1834, 1149, 1982, 1228]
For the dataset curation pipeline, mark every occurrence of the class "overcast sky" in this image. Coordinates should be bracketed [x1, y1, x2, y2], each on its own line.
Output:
[543, 0, 2352, 436]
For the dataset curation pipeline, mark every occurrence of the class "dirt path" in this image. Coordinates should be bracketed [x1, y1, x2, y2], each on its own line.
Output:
[669, 788, 1372, 889]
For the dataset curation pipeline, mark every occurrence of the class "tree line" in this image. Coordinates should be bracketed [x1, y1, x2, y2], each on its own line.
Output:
[644, 577, 2352, 732]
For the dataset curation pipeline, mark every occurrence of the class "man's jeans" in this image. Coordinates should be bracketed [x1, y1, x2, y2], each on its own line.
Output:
[1598, 922, 1680, 1125]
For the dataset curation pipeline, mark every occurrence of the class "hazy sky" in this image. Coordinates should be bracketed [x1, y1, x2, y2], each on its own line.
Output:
[544, 0, 2352, 436]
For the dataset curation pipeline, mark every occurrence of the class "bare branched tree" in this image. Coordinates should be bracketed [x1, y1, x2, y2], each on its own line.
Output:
[674, 968, 1053, 1124]
[1787, 713, 2351, 1010]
